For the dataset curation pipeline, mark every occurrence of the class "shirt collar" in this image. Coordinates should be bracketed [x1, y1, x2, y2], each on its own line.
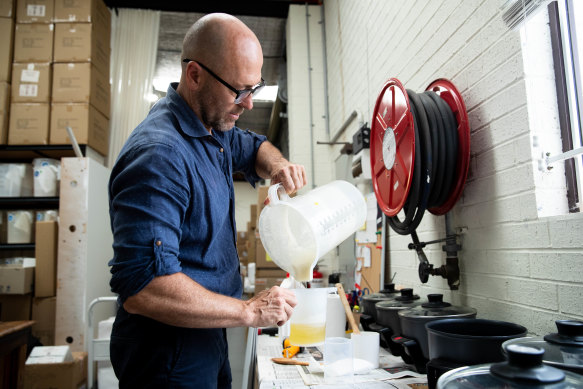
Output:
[166, 82, 212, 138]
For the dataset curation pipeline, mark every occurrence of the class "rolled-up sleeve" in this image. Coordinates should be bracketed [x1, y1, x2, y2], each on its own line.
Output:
[229, 127, 266, 186]
[108, 142, 187, 303]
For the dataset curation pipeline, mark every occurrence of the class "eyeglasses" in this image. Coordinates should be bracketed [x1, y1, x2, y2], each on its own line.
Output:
[183, 59, 265, 104]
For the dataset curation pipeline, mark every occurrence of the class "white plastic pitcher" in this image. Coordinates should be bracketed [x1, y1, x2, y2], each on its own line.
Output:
[258, 180, 367, 281]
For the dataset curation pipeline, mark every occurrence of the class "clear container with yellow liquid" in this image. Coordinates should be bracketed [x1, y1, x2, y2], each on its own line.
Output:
[289, 288, 334, 346]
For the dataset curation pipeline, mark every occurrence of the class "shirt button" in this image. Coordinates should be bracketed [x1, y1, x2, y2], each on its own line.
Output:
[219, 148, 224, 153]
[156, 240, 162, 246]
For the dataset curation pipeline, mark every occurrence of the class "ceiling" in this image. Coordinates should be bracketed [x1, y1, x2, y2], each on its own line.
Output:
[101, 1, 320, 140]
[102, 0, 321, 18]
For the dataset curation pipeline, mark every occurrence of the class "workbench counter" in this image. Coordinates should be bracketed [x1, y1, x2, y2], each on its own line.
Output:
[254, 334, 428, 389]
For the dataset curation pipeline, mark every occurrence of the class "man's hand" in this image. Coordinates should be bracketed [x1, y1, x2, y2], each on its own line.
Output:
[244, 286, 297, 327]
[270, 161, 307, 195]
[255, 141, 308, 197]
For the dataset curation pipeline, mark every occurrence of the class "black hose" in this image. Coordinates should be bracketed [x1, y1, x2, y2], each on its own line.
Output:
[387, 89, 459, 235]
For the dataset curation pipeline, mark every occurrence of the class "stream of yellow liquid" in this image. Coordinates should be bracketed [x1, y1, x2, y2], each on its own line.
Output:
[289, 323, 326, 346]
[291, 264, 313, 282]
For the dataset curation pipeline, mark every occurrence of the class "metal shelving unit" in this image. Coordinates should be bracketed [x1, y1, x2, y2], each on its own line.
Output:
[0, 197, 59, 210]
[0, 144, 87, 162]
[0, 243, 35, 250]
[1, 146, 66, 251]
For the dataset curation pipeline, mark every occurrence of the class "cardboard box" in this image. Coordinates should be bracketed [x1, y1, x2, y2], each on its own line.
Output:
[16, 0, 54, 23]
[11, 62, 51, 103]
[0, 294, 32, 320]
[238, 250, 248, 264]
[255, 268, 288, 278]
[14, 23, 54, 62]
[0, 18, 14, 83]
[257, 185, 269, 215]
[8, 102, 49, 144]
[237, 237, 248, 253]
[24, 351, 87, 389]
[49, 103, 109, 156]
[0, 82, 9, 144]
[35, 221, 57, 297]
[32, 297, 56, 345]
[246, 236, 256, 263]
[53, 0, 110, 24]
[28, 345, 72, 364]
[53, 22, 110, 73]
[254, 277, 285, 293]
[250, 204, 257, 229]
[0, 263, 35, 294]
[52, 62, 109, 117]
[0, 0, 15, 17]
[255, 240, 279, 269]
[247, 220, 258, 240]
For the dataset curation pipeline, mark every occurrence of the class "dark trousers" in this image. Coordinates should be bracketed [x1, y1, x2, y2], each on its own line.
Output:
[110, 307, 232, 389]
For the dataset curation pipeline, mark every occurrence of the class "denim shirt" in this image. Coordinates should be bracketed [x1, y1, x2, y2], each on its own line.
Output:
[108, 83, 266, 303]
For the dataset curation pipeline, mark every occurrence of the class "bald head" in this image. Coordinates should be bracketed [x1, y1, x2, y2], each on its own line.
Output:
[177, 13, 264, 132]
[182, 13, 263, 74]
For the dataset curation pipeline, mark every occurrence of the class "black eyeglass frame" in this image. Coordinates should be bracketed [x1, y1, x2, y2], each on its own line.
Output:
[183, 59, 265, 104]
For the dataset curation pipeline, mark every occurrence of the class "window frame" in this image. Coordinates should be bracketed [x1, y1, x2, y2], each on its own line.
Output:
[548, 0, 583, 212]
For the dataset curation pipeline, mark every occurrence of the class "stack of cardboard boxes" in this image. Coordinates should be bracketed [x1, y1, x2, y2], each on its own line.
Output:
[0, 223, 58, 335]
[2, 0, 111, 157]
[237, 185, 289, 294]
[236, 230, 249, 266]
[31, 220, 58, 346]
[0, 0, 15, 143]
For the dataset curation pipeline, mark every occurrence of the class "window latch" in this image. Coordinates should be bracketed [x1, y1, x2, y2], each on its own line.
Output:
[544, 146, 583, 170]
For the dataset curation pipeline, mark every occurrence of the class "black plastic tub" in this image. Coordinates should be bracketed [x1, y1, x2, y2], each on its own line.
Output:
[426, 318, 527, 366]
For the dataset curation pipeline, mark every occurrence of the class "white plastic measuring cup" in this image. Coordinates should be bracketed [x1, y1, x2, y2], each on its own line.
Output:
[289, 288, 332, 346]
[258, 180, 366, 281]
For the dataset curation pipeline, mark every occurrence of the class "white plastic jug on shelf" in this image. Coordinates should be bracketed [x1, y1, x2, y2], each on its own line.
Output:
[33, 158, 60, 197]
[258, 180, 367, 281]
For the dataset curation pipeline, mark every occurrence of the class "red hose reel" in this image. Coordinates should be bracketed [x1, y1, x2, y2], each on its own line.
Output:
[369, 77, 470, 289]
[370, 78, 470, 218]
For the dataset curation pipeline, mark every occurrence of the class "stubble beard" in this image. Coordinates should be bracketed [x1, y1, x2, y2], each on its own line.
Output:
[199, 97, 243, 132]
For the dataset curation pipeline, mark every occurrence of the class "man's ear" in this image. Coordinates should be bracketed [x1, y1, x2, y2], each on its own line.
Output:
[185, 62, 202, 90]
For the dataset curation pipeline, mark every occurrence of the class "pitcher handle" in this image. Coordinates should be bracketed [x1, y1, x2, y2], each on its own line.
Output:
[267, 183, 290, 205]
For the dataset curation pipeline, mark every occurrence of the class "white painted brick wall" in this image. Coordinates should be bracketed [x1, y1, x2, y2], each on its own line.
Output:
[287, 5, 333, 190]
[309, 0, 583, 335]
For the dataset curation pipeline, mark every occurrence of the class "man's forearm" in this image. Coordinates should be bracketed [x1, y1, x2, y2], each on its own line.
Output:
[255, 140, 285, 179]
[123, 272, 296, 329]
[254, 141, 308, 193]
[123, 272, 251, 328]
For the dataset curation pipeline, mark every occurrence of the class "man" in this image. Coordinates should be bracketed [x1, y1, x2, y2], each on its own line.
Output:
[108, 13, 307, 388]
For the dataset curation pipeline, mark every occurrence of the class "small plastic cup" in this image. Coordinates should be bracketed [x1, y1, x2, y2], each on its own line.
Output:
[351, 331, 380, 373]
[324, 337, 353, 383]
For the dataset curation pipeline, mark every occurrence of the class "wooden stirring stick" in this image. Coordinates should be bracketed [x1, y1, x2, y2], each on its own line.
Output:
[336, 283, 361, 335]
[271, 358, 309, 366]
